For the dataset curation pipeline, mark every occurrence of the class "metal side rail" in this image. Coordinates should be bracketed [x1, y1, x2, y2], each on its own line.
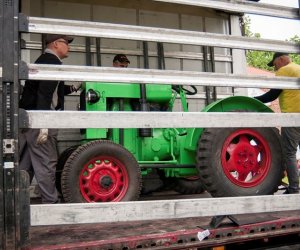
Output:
[30, 195, 300, 226]
[153, 0, 300, 19]
[23, 41, 233, 63]
[19, 111, 300, 129]
[20, 64, 300, 89]
[20, 16, 300, 53]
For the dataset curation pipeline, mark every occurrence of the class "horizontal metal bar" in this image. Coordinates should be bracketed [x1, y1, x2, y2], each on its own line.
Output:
[30, 194, 300, 226]
[21, 111, 300, 129]
[25, 17, 300, 53]
[24, 64, 300, 89]
[24, 41, 233, 62]
[154, 0, 300, 19]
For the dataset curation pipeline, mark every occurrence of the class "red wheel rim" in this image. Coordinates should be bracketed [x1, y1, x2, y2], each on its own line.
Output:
[79, 156, 129, 202]
[221, 129, 271, 188]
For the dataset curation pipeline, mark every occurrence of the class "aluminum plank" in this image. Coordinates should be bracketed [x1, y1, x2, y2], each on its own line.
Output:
[30, 194, 300, 226]
[153, 0, 300, 19]
[24, 64, 300, 89]
[21, 111, 300, 129]
[25, 17, 300, 53]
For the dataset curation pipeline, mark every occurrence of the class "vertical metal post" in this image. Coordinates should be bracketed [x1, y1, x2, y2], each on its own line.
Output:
[96, 38, 101, 66]
[203, 46, 212, 105]
[209, 47, 217, 102]
[204, 46, 217, 103]
[138, 41, 151, 137]
[0, 1, 4, 249]
[85, 37, 92, 66]
[157, 42, 166, 70]
[1, 0, 30, 249]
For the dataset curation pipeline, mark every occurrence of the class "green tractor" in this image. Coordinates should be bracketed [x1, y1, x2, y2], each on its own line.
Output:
[58, 82, 282, 202]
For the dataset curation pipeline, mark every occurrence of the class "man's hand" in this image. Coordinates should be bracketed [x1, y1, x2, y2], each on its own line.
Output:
[36, 129, 48, 144]
[70, 82, 82, 92]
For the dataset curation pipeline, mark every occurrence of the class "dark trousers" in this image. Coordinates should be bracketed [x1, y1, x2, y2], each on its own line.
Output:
[19, 128, 59, 203]
[281, 127, 300, 193]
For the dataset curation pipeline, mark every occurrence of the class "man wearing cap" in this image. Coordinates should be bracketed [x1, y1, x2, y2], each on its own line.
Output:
[254, 52, 300, 194]
[113, 54, 130, 68]
[19, 34, 76, 203]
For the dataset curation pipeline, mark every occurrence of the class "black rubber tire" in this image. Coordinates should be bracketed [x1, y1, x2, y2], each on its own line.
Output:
[196, 127, 283, 197]
[172, 177, 205, 194]
[61, 140, 142, 203]
[56, 145, 79, 194]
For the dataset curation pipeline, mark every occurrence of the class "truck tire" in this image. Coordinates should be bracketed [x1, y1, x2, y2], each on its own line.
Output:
[56, 145, 79, 194]
[61, 140, 142, 203]
[172, 176, 205, 194]
[196, 128, 282, 197]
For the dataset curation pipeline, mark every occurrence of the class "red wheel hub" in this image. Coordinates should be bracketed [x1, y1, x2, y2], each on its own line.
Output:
[79, 156, 129, 202]
[221, 129, 271, 188]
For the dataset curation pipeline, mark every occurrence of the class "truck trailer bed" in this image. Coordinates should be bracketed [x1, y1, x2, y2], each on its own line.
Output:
[26, 210, 300, 250]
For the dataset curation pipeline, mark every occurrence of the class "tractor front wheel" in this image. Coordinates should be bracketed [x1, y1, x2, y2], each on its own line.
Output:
[196, 128, 282, 197]
[61, 140, 142, 203]
[56, 145, 79, 194]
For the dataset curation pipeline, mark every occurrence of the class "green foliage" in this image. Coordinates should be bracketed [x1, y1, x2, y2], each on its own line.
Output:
[289, 35, 300, 65]
[244, 17, 300, 71]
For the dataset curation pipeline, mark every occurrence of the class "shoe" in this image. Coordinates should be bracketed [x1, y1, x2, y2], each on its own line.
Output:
[283, 189, 299, 194]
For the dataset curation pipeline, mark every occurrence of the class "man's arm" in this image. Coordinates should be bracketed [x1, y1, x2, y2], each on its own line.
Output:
[254, 89, 282, 103]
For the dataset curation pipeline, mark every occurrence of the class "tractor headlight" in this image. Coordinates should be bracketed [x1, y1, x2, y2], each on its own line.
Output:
[86, 89, 100, 104]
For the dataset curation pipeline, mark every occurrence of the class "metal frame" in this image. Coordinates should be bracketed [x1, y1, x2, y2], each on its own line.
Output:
[21, 17, 300, 53]
[23, 41, 233, 63]
[0, 2, 4, 248]
[20, 111, 300, 129]
[0, 0, 299, 248]
[1, 1, 30, 249]
[22, 64, 300, 89]
[0, 0, 25, 249]
[153, 0, 300, 19]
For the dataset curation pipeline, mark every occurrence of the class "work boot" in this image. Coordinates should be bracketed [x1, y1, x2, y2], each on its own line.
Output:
[283, 188, 299, 194]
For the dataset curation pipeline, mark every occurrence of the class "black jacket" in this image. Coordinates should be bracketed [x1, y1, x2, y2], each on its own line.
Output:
[19, 52, 72, 110]
[254, 89, 282, 103]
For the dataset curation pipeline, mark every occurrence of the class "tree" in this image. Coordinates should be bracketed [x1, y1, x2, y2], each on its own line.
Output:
[289, 35, 300, 65]
[244, 16, 300, 70]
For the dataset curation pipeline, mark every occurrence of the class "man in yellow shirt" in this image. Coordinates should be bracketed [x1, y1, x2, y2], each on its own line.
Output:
[255, 52, 300, 194]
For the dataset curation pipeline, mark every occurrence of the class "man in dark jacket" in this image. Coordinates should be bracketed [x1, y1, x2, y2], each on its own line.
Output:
[19, 34, 76, 203]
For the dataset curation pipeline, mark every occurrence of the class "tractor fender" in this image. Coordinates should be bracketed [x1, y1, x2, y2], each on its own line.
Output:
[184, 96, 274, 151]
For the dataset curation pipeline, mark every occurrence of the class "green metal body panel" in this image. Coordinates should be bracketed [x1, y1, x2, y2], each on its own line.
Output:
[83, 82, 272, 178]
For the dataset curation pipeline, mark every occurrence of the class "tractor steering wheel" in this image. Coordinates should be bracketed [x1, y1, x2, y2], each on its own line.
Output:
[172, 85, 197, 95]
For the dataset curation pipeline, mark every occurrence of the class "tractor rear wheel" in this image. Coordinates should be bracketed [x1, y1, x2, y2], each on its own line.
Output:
[61, 140, 142, 203]
[196, 128, 282, 197]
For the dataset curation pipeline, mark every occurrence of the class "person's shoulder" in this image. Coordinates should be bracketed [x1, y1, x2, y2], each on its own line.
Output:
[276, 62, 300, 77]
[35, 53, 61, 64]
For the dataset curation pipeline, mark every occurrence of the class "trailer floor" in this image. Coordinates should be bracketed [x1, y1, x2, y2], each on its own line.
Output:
[25, 208, 300, 250]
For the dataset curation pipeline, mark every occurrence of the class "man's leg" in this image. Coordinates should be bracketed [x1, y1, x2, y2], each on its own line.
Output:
[19, 131, 34, 182]
[281, 127, 300, 193]
[26, 129, 59, 203]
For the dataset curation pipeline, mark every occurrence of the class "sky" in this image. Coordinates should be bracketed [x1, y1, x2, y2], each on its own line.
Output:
[247, 0, 300, 41]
